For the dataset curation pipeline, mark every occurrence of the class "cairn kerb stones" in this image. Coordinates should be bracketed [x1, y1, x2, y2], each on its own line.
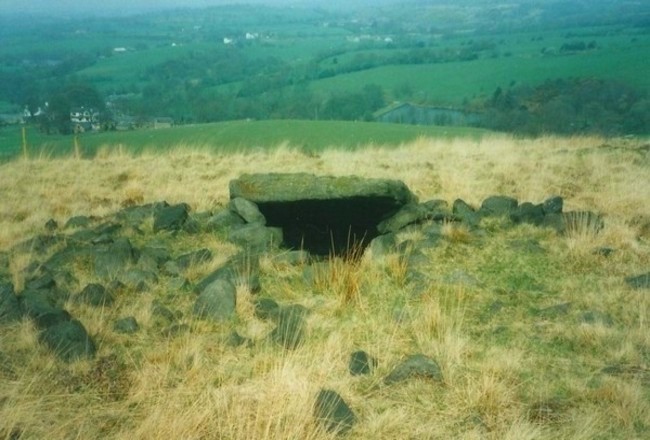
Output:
[1, 173, 610, 365]
[229, 173, 417, 255]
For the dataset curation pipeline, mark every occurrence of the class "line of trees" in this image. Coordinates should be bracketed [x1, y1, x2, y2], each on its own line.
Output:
[479, 78, 649, 135]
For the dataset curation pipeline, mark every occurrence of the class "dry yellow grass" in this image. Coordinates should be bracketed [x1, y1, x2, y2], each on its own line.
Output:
[0, 134, 649, 439]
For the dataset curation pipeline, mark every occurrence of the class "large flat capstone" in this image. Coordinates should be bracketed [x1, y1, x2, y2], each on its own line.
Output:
[229, 173, 417, 255]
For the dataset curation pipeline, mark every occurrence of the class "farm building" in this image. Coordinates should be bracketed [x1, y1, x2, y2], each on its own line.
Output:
[374, 102, 481, 127]
[153, 117, 174, 129]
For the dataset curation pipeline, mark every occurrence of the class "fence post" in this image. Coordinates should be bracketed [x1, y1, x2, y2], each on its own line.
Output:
[22, 126, 28, 159]
[74, 134, 80, 159]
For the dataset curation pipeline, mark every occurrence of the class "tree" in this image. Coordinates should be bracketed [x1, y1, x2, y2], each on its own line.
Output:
[43, 82, 105, 134]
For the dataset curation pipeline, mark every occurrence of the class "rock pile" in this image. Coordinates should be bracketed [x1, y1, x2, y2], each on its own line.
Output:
[1, 172, 641, 434]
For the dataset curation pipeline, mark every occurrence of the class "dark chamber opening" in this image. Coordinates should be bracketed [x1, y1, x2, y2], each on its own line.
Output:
[257, 197, 399, 256]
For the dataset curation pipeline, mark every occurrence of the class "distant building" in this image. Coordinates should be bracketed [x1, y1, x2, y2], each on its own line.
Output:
[114, 115, 136, 131]
[70, 107, 100, 132]
[153, 117, 174, 129]
[374, 102, 482, 127]
[0, 113, 25, 125]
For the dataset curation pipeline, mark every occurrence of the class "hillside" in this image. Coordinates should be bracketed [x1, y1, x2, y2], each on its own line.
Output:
[0, 134, 649, 439]
[0, 120, 489, 161]
[1, 1, 648, 136]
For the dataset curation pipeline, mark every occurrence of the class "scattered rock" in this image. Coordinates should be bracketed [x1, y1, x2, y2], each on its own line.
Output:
[113, 317, 139, 334]
[541, 212, 566, 233]
[421, 199, 453, 221]
[271, 305, 307, 349]
[45, 218, 58, 232]
[151, 301, 177, 326]
[226, 330, 252, 347]
[542, 196, 563, 215]
[228, 224, 283, 252]
[313, 389, 357, 435]
[194, 253, 261, 293]
[384, 353, 443, 384]
[205, 209, 246, 232]
[511, 202, 545, 226]
[367, 233, 398, 259]
[452, 199, 479, 227]
[39, 319, 96, 362]
[377, 203, 430, 234]
[64, 215, 94, 229]
[480, 195, 518, 217]
[625, 272, 650, 289]
[0, 282, 22, 323]
[25, 273, 57, 291]
[12, 234, 62, 255]
[119, 268, 158, 292]
[140, 245, 172, 268]
[229, 197, 266, 225]
[193, 278, 237, 322]
[153, 203, 189, 233]
[75, 283, 114, 307]
[93, 238, 137, 280]
[349, 350, 377, 376]
[254, 297, 280, 320]
[175, 248, 213, 271]
[20, 288, 70, 329]
[116, 203, 156, 228]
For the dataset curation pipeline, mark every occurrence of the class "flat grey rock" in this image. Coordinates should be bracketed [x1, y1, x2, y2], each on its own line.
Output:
[384, 353, 443, 384]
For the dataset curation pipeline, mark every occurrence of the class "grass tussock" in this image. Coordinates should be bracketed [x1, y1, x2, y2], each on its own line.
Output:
[0, 134, 649, 439]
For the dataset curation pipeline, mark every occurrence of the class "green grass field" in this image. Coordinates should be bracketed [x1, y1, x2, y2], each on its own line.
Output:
[310, 38, 650, 105]
[0, 120, 489, 161]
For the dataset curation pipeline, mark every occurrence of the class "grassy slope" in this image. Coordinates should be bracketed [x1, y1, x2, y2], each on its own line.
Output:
[0, 120, 489, 160]
[0, 134, 648, 439]
[311, 36, 650, 105]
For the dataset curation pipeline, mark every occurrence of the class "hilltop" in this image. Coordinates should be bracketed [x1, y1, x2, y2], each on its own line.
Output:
[0, 134, 648, 438]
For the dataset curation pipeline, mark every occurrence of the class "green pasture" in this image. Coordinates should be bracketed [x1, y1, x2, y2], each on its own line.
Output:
[0, 120, 489, 161]
[310, 37, 650, 105]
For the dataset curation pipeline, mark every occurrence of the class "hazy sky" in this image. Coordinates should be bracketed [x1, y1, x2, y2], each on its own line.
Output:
[0, 0, 370, 16]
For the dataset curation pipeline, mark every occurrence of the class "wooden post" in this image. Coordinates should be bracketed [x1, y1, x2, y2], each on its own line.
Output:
[74, 134, 80, 159]
[21, 126, 28, 159]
